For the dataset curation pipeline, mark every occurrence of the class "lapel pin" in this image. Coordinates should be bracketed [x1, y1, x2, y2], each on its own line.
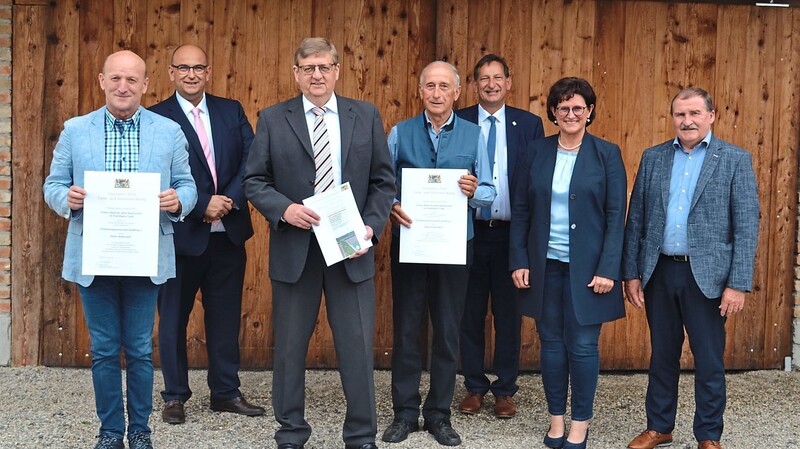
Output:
[512, 121, 517, 126]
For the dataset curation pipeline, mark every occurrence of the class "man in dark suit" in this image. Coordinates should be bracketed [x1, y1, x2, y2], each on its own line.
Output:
[623, 87, 759, 449]
[243, 37, 395, 449]
[455, 54, 544, 419]
[151, 44, 264, 424]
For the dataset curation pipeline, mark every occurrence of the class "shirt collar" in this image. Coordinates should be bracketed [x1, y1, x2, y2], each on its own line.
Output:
[477, 103, 506, 124]
[673, 130, 712, 153]
[302, 93, 338, 115]
[175, 92, 208, 116]
[423, 109, 456, 132]
[105, 107, 141, 128]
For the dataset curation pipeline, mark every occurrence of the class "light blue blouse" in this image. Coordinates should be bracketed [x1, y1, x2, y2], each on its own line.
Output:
[547, 149, 578, 262]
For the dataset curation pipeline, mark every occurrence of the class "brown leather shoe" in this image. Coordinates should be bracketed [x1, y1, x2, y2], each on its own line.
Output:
[627, 429, 673, 449]
[161, 400, 185, 424]
[210, 396, 266, 416]
[457, 392, 483, 414]
[493, 396, 516, 419]
[697, 441, 722, 449]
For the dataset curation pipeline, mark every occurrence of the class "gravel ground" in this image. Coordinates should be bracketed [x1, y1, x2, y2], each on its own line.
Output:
[0, 367, 797, 448]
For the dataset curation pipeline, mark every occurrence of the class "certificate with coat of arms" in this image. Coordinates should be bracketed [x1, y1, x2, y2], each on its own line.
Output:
[303, 182, 373, 267]
[82, 171, 160, 276]
[399, 168, 468, 265]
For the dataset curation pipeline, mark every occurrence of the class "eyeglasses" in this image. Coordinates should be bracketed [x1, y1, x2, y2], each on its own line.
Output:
[555, 105, 589, 117]
[296, 64, 337, 75]
[170, 64, 208, 75]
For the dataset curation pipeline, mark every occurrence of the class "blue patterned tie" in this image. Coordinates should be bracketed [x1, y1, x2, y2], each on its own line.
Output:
[481, 116, 497, 220]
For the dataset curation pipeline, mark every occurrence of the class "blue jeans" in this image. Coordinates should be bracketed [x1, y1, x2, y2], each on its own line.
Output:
[536, 259, 602, 421]
[79, 276, 159, 439]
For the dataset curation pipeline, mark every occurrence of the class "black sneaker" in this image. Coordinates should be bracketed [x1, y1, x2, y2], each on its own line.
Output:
[93, 435, 124, 449]
[128, 431, 153, 449]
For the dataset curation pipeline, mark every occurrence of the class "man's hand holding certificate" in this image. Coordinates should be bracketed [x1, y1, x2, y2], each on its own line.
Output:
[393, 168, 470, 265]
[303, 182, 373, 266]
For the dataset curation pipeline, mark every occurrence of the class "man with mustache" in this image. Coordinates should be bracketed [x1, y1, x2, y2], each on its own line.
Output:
[455, 54, 543, 420]
[622, 87, 759, 449]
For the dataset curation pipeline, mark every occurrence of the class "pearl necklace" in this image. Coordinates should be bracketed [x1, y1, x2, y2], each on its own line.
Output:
[557, 136, 582, 151]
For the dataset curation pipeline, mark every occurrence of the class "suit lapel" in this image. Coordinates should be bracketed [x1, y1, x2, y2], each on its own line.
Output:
[690, 138, 722, 211]
[659, 144, 674, 216]
[569, 133, 594, 191]
[206, 95, 225, 178]
[89, 109, 107, 171]
[138, 108, 154, 171]
[506, 109, 521, 187]
[339, 98, 355, 168]
[286, 96, 314, 159]
[540, 137, 558, 204]
[167, 94, 215, 180]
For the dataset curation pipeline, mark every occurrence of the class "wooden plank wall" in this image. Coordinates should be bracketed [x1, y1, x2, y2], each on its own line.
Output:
[11, 0, 799, 370]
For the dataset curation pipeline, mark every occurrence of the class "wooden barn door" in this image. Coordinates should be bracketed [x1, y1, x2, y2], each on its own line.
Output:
[11, 0, 799, 370]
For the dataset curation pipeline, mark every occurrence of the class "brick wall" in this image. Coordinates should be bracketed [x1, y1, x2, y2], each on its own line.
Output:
[0, 0, 10, 366]
[795, 194, 800, 369]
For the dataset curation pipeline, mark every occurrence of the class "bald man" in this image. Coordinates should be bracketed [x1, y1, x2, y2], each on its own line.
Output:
[43, 50, 197, 449]
[383, 61, 495, 446]
[150, 44, 263, 424]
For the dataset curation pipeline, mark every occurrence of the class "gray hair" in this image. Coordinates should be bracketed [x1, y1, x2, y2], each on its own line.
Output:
[419, 61, 461, 87]
[294, 37, 339, 66]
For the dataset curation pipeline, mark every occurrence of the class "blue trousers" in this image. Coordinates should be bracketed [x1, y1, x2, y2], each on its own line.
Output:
[644, 256, 727, 441]
[536, 259, 601, 421]
[79, 276, 159, 439]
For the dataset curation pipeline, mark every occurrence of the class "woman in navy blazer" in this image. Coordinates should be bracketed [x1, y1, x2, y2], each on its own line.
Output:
[510, 78, 627, 449]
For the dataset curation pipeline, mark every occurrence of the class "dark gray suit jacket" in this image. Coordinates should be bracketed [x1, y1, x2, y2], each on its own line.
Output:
[243, 94, 395, 283]
[622, 135, 760, 298]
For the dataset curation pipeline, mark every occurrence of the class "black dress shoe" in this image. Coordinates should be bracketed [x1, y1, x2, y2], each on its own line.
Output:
[161, 399, 185, 424]
[345, 443, 379, 449]
[210, 396, 266, 416]
[381, 419, 419, 443]
[423, 419, 462, 446]
[277, 444, 303, 449]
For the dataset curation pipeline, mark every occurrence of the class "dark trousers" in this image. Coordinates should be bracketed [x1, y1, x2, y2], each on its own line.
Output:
[459, 223, 520, 397]
[158, 233, 246, 403]
[644, 255, 727, 441]
[271, 240, 376, 447]
[537, 259, 601, 421]
[390, 236, 472, 423]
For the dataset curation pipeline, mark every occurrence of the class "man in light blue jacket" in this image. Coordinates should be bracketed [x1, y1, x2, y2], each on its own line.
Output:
[43, 50, 197, 449]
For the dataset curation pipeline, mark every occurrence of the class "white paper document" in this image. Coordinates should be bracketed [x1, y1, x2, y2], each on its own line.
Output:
[303, 182, 372, 267]
[82, 171, 161, 277]
[399, 168, 468, 265]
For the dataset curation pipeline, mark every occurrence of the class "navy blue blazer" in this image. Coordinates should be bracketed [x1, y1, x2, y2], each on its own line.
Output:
[509, 133, 627, 325]
[456, 104, 544, 194]
[150, 93, 254, 256]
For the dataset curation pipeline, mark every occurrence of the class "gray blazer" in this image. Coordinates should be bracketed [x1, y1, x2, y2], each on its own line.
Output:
[622, 135, 759, 298]
[43, 106, 198, 287]
[243, 95, 395, 284]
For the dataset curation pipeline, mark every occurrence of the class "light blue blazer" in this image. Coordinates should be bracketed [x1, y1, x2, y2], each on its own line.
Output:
[43, 106, 198, 287]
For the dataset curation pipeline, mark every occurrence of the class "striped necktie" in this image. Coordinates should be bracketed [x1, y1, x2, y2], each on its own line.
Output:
[312, 106, 334, 194]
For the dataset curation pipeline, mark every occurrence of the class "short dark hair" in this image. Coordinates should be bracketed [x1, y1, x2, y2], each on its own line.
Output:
[546, 77, 597, 126]
[472, 54, 510, 82]
[670, 86, 714, 115]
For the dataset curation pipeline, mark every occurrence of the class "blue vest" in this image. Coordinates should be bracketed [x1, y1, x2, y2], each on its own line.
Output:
[394, 113, 481, 239]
